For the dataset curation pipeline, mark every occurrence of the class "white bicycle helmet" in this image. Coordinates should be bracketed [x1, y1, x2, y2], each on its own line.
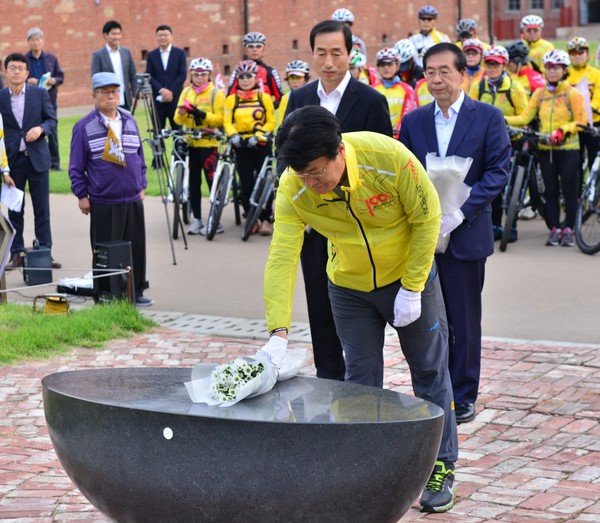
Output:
[243, 32, 266, 45]
[520, 15, 544, 30]
[462, 38, 484, 54]
[285, 60, 310, 77]
[189, 57, 213, 72]
[234, 59, 259, 76]
[394, 39, 417, 64]
[543, 49, 570, 67]
[332, 8, 355, 23]
[376, 47, 400, 64]
[482, 45, 509, 64]
[348, 49, 366, 68]
[418, 5, 439, 18]
[567, 37, 589, 51]
[457, 18, 477, 37]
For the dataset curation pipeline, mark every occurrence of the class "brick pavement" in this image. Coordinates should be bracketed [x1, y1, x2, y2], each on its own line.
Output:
[0, 327, 599, 522]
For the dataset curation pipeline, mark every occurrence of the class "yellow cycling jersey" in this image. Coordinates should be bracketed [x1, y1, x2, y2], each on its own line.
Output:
[0, 121, 8, 173]
[223, 90, 276, 138]
[505, 80, 587, 150]
[264, 132, 441, 331]
[276, 92, 290, 129]
[568, 63, 600, 124]
[469, 74, 528, 117]
[173, 82, 225, 147]
[462, 68, 485, 96]
[415, 78, 434, 106]
[524, 38, 554, 74]
[373, 81, 417, 134]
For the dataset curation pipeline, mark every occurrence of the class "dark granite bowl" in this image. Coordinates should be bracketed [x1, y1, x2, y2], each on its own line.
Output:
[42, 367, 444, 522]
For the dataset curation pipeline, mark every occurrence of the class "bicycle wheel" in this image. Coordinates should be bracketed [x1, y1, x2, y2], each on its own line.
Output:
[527, 161, 550, 228]
[172, 163, 184, 240]
[500, 165, 524, 252]
[182, 201, 192, 225]
[232, 168, 242, 226]
[575, 171, 600, 254]
[242, 172, 269, 241]
[206, 164, 231, 241]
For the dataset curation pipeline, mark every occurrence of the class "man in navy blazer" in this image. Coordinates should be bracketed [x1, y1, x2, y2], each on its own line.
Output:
[400, 43, 511, 424]
[0, 53, 58, 269]
[145, 25, 187, 131]
[91, 20, 137, 111]
[283, 20, 392, 382]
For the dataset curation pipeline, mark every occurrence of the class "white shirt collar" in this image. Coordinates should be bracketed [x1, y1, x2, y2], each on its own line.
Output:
[317, 71, 352, 100]
[434, 89, 465, 118]
[160, 45, 172, 54]
[105, 43, 119, 53]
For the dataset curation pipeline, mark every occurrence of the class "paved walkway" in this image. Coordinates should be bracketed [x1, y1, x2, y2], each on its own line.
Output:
[0, 316, 599, 522]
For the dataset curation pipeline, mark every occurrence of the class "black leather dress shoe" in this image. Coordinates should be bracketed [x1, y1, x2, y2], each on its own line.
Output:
[455, 402, 476, 424]
[51, 259, 62, 269]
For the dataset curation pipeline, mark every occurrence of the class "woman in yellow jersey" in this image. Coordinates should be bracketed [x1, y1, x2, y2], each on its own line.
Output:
[174, 57, 225, 235]
[461, 38, 485, 95]
[277, 60, 310, 128]
[566, 37, 600, 192]
[470, 45, 528, 242]
[506, 50, 587, 247]
[373, 47, 416, 138]
[224, 60, 276, 235]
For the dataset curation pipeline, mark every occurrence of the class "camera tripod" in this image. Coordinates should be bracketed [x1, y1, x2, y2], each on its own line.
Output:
[131, 73, 188, 265]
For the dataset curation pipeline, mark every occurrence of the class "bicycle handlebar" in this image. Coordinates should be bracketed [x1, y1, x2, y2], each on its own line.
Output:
[506, 126, 550, 143]
[160, 128, 219, 140]
[576, 123, 600, 137]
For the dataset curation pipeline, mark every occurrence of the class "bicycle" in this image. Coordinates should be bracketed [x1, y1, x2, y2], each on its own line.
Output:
[575, 125, 600, 254]
[241, 135, 277, 242]
[205, 131, 242, 241]
[501, 127, 550, 252]
[161, 128, 206, 240]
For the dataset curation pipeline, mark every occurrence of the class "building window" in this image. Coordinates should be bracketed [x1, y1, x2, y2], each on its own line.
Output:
[530, 0, 544, 9]
[552, 0, 564, 7]
[508, 0, 521, 11]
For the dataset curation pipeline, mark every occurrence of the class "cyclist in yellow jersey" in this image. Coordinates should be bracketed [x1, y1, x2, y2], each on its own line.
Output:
[373, 47, 417, 138]
[520, 15, 554, 74]
[506, 41, 545, 96]
[410, 5, 451, 67]
[470, 45, 528, 242]
[460, 39, 485, 95]
[277, 60, 310, 128]
[506, 50, 587, 247]
[224, 60, 276, 235]
[174, 57, 226, 235]
[454, 19, 490, 51]
[566, 37, 600, 192]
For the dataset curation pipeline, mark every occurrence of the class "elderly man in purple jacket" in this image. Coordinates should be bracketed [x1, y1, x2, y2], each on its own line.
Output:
[25, 28, 64, 171]
[69, 72, 153, 307]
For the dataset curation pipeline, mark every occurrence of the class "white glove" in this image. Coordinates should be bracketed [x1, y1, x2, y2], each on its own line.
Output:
[393, 287, 422, 327]
[230, 134, 241, 148]
[257, 335, 288, 368]
[440, 209, 465, 237]
[247, 135, 258, 148]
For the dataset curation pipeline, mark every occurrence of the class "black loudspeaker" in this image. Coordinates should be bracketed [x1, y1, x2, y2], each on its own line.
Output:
[93, 241, 135, 304]
[23, 241, 52, 286]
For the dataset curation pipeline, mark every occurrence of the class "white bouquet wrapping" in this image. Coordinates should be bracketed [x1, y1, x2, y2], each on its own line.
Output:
[425, 153, 473, 253]
[184, 337, 309, 407]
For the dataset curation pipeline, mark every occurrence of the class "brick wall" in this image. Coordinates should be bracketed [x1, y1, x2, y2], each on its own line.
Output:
[1, 1, 475, 109]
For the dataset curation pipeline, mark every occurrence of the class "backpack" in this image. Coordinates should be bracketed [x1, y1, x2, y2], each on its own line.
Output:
[478, 76, 515, 110]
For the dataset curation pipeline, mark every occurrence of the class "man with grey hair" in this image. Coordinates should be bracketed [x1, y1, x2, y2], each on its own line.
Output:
[25, 27, 64, 171]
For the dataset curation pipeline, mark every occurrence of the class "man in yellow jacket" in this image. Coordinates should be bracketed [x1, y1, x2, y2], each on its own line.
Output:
[264, 105, 459, 514]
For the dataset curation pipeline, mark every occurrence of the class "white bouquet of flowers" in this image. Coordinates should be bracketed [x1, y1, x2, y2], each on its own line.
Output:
[425, 153, 473, 253]
[185, 337, 308, 407]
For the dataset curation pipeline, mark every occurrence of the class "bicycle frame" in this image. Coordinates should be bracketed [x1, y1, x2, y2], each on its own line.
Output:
[209, 140, 235, 207]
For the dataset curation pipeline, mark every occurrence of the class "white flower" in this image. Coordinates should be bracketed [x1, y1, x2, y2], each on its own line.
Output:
[209, 358, 265, 402]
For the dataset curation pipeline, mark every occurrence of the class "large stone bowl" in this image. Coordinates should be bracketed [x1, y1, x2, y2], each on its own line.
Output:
[42, 367, 443, 522]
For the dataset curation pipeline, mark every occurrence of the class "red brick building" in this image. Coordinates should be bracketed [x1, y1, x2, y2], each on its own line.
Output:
[2, 1, 484, 109]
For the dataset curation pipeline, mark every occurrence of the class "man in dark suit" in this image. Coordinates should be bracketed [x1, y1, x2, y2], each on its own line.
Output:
[0, 53, 59, 269]
[25, 27, 64, 171]
[145, 25, 187, 131]
[400, 43, 511, 424]
[91, 20, 137, 111]
[283, 20, 392, 381]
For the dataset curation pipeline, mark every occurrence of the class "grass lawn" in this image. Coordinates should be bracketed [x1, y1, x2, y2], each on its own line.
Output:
[0, 301, 155, 365]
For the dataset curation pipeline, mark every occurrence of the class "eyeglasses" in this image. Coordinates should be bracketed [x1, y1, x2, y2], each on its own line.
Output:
[95, 89, 120, 97]
[419, 17, 435, 22]
[7, 65, 27, 72]
[191, 71, 209, 76]
[246, 43, 264, 49]
[424, 68, 456, 79]
[524, 28, 540, 33]
[294, 159, 330, 178]
[238, 73, 256, 80]
[287, 74, 306, 80]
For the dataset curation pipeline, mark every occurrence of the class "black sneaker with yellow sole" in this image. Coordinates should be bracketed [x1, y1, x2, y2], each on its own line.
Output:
[420, 460, 456, 513]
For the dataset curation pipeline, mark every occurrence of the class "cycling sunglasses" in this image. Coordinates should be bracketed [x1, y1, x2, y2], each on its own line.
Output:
[245, 43, 264, 49]
[238, 73, 256, 80]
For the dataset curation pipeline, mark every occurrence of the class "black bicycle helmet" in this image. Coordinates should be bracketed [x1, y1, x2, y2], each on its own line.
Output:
[507, 41, 530, 65]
